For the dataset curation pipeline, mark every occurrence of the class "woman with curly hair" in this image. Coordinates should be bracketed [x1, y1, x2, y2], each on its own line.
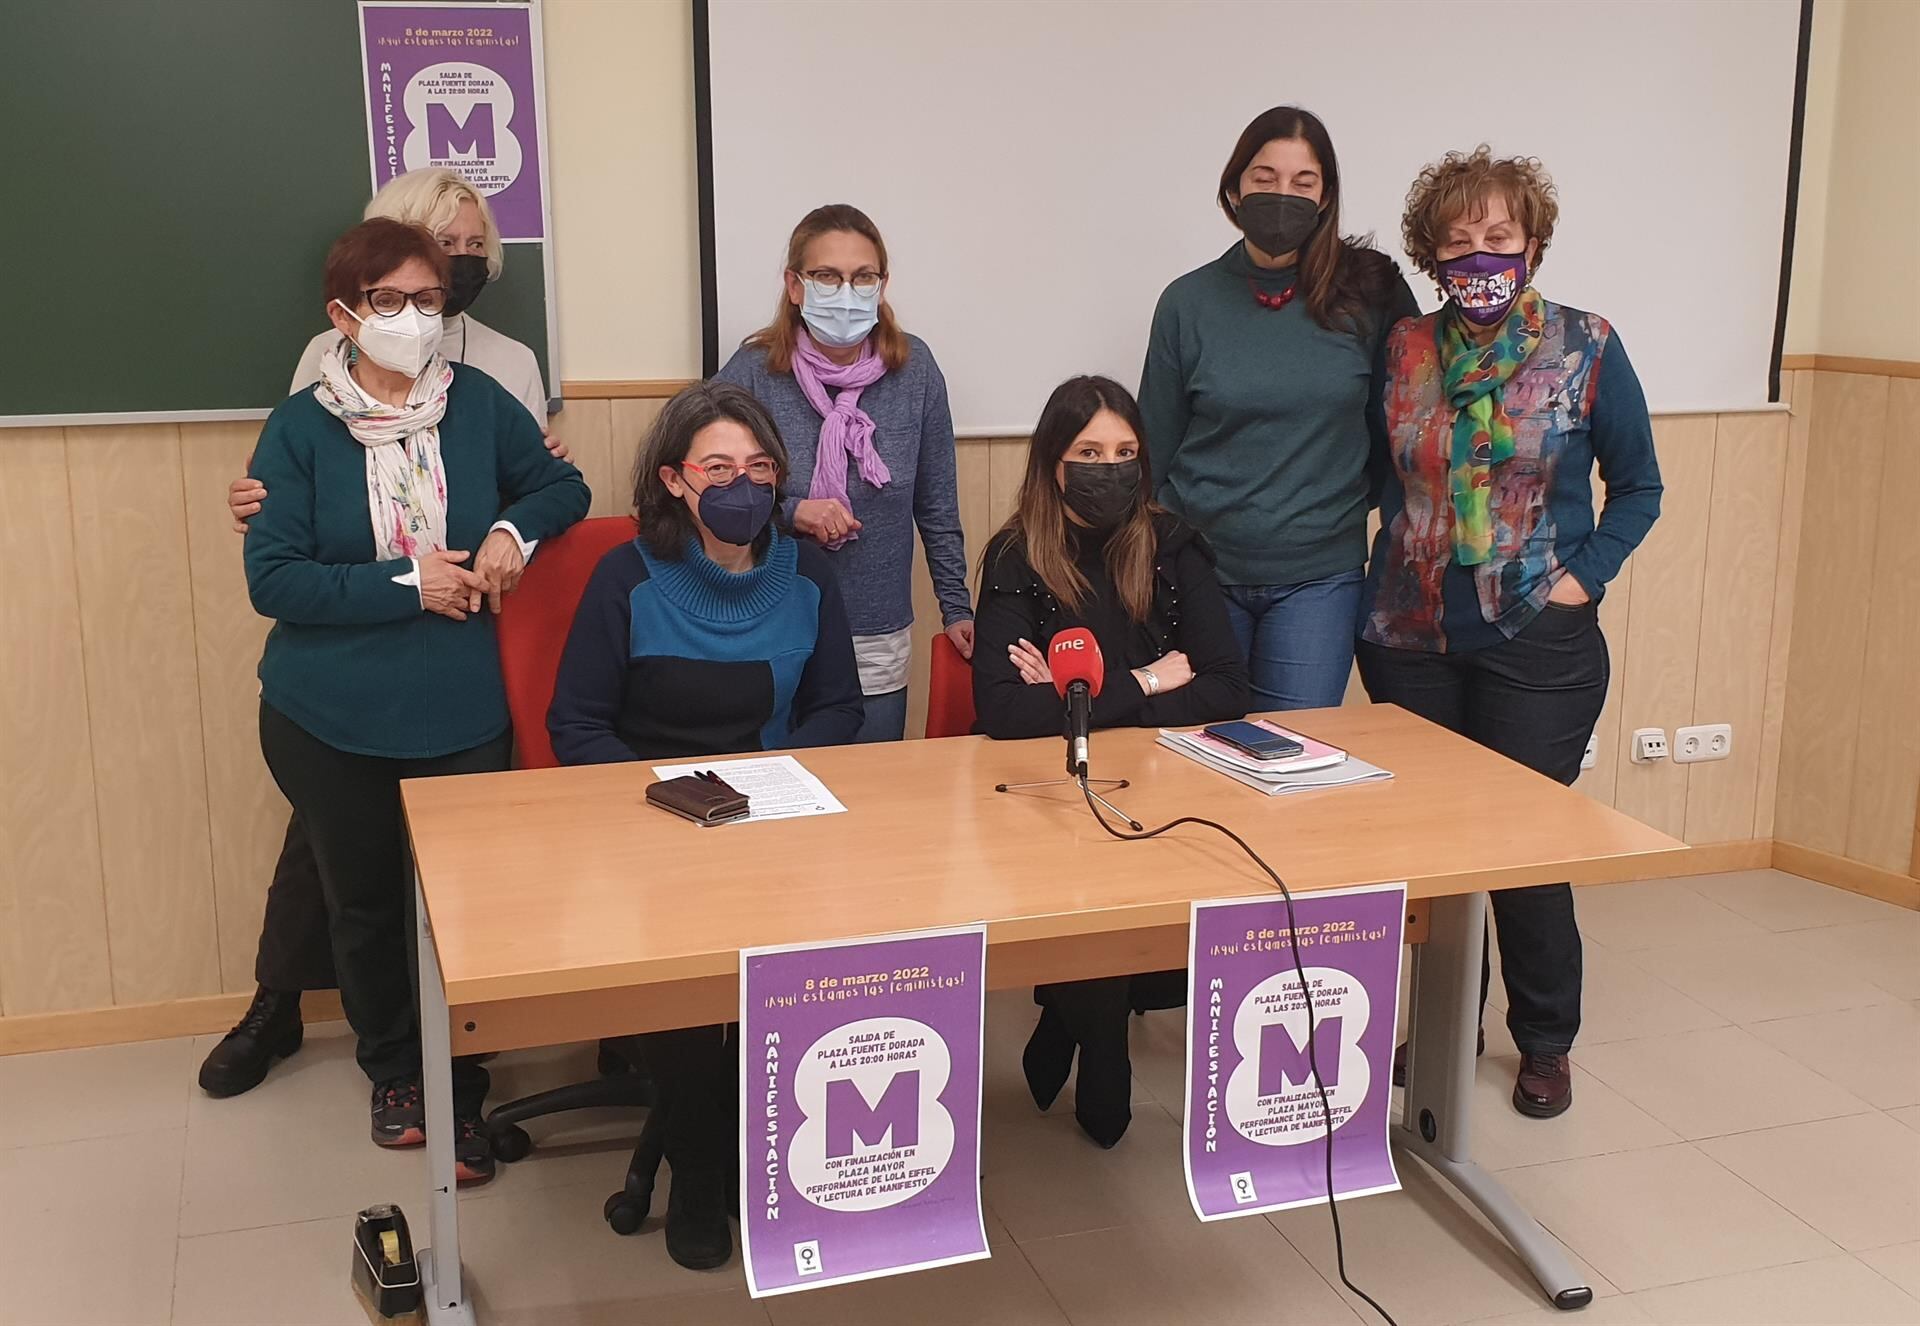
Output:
[1359, 147, 1663, 1120]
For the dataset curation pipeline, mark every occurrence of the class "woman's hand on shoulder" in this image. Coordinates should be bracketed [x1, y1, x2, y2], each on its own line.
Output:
[1009, 637, 1052, 686]
[542, 431, 571, 463]
[420, 548, 486, 621]
[228, 472, 266, 533]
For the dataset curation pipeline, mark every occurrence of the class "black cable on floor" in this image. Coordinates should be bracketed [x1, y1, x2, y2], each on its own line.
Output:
[1079, 778, 1401, 1326]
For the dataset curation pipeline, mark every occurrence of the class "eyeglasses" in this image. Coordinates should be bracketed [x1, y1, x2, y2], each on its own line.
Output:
[683, 459, 779, 486]
[362, 286, 449, 317]
[798, 269, 884, 297]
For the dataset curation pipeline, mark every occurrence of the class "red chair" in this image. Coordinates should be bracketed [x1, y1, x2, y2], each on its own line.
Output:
[487, 514, 668, 1229]
[924, 632, 976, 738]
[496, 515, 638, 769]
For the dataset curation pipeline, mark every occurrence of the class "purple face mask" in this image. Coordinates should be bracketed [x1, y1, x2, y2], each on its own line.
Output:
[1436, 249, 1528, 325]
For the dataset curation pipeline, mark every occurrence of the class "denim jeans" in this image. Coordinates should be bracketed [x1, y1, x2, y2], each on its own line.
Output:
[855, 687, 909, 743]
[1220, 568, 1365, 711]
[1355, 601, 1609, 1053]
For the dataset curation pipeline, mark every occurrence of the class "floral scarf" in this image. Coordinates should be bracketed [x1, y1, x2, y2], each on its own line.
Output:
[1439, 288, 1544, 565]
[312, 340, 454, 561]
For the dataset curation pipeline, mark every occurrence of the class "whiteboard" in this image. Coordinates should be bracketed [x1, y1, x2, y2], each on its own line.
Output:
[707, 0, 1800, 433]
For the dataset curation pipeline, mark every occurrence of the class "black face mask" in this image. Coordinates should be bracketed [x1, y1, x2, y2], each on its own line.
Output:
[1235, 192, 1321, 259]
[1062, 459, 1142, 531]
[443, 254, 490, 318]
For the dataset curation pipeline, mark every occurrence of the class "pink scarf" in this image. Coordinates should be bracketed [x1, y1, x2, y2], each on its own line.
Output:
[791, 331, 890, 547]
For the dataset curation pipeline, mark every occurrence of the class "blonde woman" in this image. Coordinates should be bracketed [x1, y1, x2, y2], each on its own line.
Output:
[201, 170, 568, 1101]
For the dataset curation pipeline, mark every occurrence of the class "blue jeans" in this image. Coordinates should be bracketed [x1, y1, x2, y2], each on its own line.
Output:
[855, 688, 909, 743]
[1221, 569, 1365, 712]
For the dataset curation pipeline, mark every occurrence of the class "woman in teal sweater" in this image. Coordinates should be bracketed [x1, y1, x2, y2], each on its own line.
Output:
[244, 219, 589, 1180]
[1139, 106, 1419, 713]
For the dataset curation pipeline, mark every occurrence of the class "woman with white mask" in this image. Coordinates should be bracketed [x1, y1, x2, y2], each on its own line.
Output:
[240, 218, 587, 1179]
[715, 204, 973, 742]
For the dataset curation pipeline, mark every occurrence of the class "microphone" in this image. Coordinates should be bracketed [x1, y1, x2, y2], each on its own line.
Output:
[1048, 628, 1104, 778]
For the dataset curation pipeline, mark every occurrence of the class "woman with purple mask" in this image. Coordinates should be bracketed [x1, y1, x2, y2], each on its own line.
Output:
[1359, 147, 1663, 1120]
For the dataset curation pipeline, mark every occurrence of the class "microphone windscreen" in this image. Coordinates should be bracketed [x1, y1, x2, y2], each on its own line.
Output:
[1048, 627, 1105, 700]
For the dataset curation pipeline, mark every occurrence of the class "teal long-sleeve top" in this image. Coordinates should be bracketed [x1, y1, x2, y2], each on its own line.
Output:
[1138, 242, 1420, 587]
[244, 365, 591, 758]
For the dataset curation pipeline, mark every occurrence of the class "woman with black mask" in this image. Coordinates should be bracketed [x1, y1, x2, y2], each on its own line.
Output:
[971, 375, 1249, 1148]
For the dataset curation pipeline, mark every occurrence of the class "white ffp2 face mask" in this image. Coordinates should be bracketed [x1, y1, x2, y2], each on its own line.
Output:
[334, 299, 444, 377]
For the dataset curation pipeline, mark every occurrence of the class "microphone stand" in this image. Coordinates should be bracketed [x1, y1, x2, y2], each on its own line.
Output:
[994, 683, 1144, 830]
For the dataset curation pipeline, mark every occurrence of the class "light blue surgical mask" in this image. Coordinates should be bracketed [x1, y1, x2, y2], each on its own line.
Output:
[799, 278, 881, 348]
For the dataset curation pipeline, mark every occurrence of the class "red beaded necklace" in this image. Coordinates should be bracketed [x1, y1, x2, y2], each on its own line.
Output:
[1246, 277, 1298, 311]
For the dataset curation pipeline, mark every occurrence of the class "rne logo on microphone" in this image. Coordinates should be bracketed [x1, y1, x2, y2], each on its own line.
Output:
[1052, 638, 1087, 652]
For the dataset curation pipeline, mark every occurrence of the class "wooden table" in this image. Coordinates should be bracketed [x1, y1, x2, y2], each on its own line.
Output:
[402, 705, 1684, 1324]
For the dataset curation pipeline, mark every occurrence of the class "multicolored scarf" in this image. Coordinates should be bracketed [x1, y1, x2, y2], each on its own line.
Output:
[1439, 288, 1544, 565]
[312, 340, 454, 562]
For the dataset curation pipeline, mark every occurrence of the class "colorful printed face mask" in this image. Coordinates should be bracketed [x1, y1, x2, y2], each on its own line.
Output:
[1435, 249, 1529, 325]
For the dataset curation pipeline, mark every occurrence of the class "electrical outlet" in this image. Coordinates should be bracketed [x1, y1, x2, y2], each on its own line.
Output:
[1631, 728, 1668, 764]
[1581, 734, 1598, 770]
[1674, 723, 1733, 764]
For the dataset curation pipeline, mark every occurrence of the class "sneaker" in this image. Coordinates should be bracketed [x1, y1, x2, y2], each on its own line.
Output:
[371, 1075, 425, 1148]
[455, 1111, 495, 1186]
[198, 987, 303, 1098]
[1512, 1052, 1573, 1118]
[665, 1168, 734, 1270]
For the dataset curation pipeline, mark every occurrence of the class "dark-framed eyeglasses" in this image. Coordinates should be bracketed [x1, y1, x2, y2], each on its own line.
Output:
[362, 286, 449, 317]
[683, 458, 779, 486]
[798, 268, 884, 297]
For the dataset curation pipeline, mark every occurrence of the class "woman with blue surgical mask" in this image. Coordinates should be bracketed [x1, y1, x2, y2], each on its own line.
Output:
[715, 204, 973, 743]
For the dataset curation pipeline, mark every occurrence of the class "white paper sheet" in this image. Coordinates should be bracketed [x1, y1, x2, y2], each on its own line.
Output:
[651, 755, 847, 824]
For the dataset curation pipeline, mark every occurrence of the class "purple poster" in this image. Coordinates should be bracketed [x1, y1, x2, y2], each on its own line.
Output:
[358, 3, 547, 241]
[739, 925, 989, 1298]
[1185, 883, 1406, 1220]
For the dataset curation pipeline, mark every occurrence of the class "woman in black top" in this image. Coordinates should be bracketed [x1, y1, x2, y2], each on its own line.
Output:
[972, 375, 1249, 1147]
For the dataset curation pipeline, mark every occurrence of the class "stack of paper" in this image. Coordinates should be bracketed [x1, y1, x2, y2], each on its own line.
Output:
[1156, 727, 1394, 797]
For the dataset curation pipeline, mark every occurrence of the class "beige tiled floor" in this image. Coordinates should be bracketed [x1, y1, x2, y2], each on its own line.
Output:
[1, 869, 1916, 1326]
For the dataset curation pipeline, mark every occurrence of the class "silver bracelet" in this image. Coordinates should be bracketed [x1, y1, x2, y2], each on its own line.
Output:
[1139, 668, 1160, 696]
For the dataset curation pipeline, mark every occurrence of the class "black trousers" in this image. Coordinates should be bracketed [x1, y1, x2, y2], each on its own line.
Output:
[635, 1023, 736, 1179]
[258, 702, 512, 1083]
[1356, 601, 1609, 1055]
[253, 814, 338, 992]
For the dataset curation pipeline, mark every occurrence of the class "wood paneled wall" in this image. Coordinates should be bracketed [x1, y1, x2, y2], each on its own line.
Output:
[2, 382, 1911, 1026]
[1773, 371, 1920, 875]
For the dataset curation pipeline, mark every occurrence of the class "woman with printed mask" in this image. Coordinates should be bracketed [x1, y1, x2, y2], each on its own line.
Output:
[972, 375, 1249, 1148]
[716, 204, 973, 743]
[1361, 147, 1662, 1119]
[199, 168, 572, 1103]
[1138, 106, 1419, 713]
[548, 382, 863, 1267]
[243, 218, 588, 1177]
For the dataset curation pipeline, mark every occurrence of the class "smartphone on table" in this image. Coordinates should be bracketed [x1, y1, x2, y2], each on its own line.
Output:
[1202, 720, 1305, 761]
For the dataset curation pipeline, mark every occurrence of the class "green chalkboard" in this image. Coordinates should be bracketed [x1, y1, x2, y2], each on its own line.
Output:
[1, 0, 551, 419]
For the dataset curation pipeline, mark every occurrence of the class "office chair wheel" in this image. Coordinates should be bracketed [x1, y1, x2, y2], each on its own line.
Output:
[604, 1190, 649, 1235]
[488, 1122, 533, 1163]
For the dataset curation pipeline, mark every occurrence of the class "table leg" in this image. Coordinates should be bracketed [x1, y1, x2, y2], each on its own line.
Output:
[415, 875, 478, 1326]
[1393, 891, 1593, 1311]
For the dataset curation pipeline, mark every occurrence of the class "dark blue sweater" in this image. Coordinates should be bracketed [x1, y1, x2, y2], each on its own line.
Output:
[547, 530, 865, 765]
[245, 365, 590, 758]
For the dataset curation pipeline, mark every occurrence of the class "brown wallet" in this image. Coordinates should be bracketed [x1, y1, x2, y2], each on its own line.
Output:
[645, 774, 751, 827]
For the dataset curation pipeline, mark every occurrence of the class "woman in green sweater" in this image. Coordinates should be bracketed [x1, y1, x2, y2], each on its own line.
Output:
[1139, 105, 1419, 713]
[244, 218, 589, 1180]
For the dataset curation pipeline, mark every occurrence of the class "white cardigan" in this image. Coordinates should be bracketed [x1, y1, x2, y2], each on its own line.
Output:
[290, 314, 548, 428]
